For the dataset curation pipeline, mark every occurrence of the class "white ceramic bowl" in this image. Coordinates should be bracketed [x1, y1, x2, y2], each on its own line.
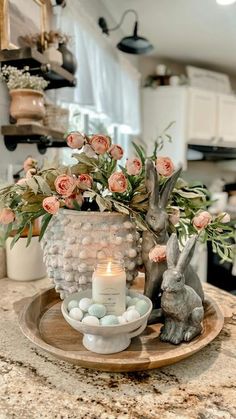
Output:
[61, 290, 152, 354]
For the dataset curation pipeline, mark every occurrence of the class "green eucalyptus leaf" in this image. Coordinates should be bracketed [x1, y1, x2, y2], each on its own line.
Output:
[26, 177, 38, 195]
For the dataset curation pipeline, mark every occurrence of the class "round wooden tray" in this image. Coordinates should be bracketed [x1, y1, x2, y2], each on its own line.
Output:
[18, 287, 224, 372]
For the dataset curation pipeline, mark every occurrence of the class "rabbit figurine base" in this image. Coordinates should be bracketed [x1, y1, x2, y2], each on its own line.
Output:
[160, 234, 204, 345]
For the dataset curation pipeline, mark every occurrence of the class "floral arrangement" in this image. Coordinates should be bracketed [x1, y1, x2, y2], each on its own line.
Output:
[0, 65, 49, 92]
[0, 131, 233, 261]
[19, 31, 70, 49]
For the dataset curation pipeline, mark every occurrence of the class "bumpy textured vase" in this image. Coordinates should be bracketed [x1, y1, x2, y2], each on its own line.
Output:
[10, 89, 45, 126]
[42, 210, 141, 299]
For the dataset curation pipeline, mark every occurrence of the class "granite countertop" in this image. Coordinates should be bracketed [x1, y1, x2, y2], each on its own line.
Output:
[0, 278, 236, 419]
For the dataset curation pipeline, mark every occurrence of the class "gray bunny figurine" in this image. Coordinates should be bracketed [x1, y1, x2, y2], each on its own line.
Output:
[142, 159, 204, 309]
[160, 233, 204, 345]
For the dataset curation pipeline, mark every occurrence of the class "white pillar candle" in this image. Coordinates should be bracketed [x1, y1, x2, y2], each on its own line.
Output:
[92, 260, 126, 316]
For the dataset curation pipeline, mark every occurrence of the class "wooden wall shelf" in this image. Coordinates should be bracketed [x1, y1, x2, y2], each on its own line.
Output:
[1, 124, 67, 154]
[0, 47, 76, 89]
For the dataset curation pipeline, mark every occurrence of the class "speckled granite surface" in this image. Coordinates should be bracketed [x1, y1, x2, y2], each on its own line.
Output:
[0, 278, 235, 419]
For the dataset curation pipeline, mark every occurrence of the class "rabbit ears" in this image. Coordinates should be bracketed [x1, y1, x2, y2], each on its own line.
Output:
[145, 159, 182, 209]
[166, 233, 198, 274]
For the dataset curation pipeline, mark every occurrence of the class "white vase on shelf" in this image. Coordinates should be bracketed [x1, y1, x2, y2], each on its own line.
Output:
[43, 42, 63, 66]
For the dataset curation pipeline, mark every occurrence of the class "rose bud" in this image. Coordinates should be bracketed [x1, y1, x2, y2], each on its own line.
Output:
[193, 211, 212, 230]
[66, 131, 86, 149]
[64, 193, 84, 209]
[43, 196, 60, 215]
[23, 157, 37, 173]
[108, 172, 128, 193]
[0, 208, 15, 224]
[156, 157, 174, 177]
[108, 145, 124, 160]
[89, 134, 111, 155]
[77, 174, 93, 190]
[54, 175, 76, 197]
[126, 158, 142, 176]
[149, 245, 167, 263]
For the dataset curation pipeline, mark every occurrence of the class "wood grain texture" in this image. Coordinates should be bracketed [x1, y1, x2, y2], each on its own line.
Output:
[18, 282, 225, 372]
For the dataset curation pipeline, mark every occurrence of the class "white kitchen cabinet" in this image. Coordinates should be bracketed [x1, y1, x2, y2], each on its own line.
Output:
[142, 87, 188, 168]
[188, 88, 217, 144]
[217, 94, 236, 143]
[142, 86, 236, 168]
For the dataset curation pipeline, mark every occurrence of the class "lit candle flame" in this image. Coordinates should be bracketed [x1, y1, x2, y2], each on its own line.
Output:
[106, 260, 112, 274]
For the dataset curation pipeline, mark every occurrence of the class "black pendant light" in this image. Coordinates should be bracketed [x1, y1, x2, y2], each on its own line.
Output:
[98, 9, 153, 55]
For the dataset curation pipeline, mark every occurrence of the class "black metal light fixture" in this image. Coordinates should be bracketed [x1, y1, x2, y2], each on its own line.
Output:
[98, 9, 153, 55]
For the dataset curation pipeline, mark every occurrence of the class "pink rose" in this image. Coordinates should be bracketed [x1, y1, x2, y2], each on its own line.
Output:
[65, 193, 84, 209]
[43, 196, 60, 215]
[17, 178, 27, 186]
[23, 157, 37, 173]
[126, 158, 142, 176]
[156, 157, 174, 177]
[108, 145, 124, 160]
[108, 172, 128, 193]
[149, 245, 167, 263]
[54, 175, 76, 197]
[193, 211, 212, 230]
[169, 207, 180, 226]
[89, 135, 111, 155]
[66, 131, 86, 149]
[77, 174, 93, 190]
[220, 212, 231, 223]
[0, 208, 15, 224]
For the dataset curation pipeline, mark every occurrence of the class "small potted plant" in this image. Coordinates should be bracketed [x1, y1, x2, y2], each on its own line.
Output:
[0, 65, 49, 126]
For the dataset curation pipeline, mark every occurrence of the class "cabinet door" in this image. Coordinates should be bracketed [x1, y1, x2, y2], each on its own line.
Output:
[217, 95, 236, 144]
[142, 87, 188, 168]
[188, 88, 217, 143]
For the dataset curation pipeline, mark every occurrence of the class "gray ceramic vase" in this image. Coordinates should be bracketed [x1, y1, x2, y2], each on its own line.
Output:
[42, 210, 141, 299]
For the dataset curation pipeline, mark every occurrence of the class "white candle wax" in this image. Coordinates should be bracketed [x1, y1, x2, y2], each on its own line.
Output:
[92, 260, 126, 316]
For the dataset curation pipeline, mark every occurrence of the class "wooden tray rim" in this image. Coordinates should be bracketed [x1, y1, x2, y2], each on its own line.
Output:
[18, 287, 225, 372]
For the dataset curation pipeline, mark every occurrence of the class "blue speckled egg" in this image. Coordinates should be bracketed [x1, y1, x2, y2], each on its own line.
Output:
[100, 315, 119, 326]
[88, 304, 107, 318]
[79, 297, 93, 312]
[135, 300, 149, 316]
[127, 297, 139, 307]
[67, 299, 79, 311]
[69, 307, 83, 321]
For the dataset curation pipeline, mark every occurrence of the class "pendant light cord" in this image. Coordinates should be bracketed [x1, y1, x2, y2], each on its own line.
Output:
[107, 9, 138, 32]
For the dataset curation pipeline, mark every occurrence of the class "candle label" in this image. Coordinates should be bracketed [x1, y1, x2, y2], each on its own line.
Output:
[98, 288, 125, 315]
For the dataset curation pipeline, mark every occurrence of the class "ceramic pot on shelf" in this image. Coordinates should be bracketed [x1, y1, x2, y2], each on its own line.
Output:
[10, 89, 45, 126]
[41, 210, 141, 299]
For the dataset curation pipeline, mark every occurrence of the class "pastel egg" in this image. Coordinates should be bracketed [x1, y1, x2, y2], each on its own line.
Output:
[69, 307, 83, 321]
[126, 296, 132, 306]
[135, 300, 149, 316]
[67, 299, 79, 311]
[88, 304, 107, 318]
[118, 315, 127, 325]
[79, 297, 93, 312]
[100, 315, 119, 326]
[126, 309, 141, 322]
[82, 315, 100, 326]
[127, 305, 136, 311]
[127, 297, 139, 307]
